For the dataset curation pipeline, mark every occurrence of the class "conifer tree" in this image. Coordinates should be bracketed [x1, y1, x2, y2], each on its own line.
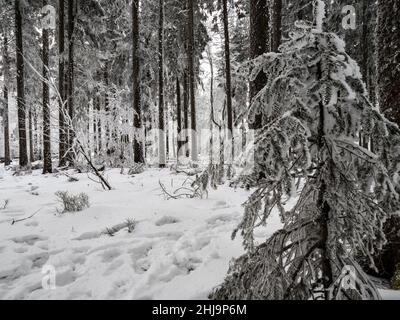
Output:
[211, 0, 400, 300]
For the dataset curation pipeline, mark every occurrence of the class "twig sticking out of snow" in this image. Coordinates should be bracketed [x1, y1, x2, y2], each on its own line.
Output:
[159, 175, 208, 200]
[102, 219, 137, 237]
[11, 208, 42, 225]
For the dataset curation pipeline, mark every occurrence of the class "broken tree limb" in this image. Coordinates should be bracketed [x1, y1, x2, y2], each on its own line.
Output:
[11, 208, 42, 225]
[76, 139, 112, 190]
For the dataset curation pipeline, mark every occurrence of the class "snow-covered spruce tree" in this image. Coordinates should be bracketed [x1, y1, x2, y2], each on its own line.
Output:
[210, 1, 400, 300]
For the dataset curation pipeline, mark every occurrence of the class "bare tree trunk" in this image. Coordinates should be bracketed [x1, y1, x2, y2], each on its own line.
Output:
[183, 71, 189, 157]
[132, 0, 144, 164]
[28, 108, 34, 162]
[43, 0, 52, 174]
[104, 63, 112, 156]
[206, 47, 215, 164]
[67, 0, 75, 166]
[15, 0, 28, 167]
[95, 94, 102, 154]
[270, 0, 282, 52]
[166, 104, 169, 159]
[222, 0, 234, 164]
[187, 0, 197, 162]
[158, 0, 166, 168]
[58, 0, 67, 167]
[249, 0, 269, 130]
[2, 30, 11, 166]
[176, 78, 183, 159]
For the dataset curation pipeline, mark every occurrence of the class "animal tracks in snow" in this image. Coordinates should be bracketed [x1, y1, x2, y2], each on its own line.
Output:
[0, 169, 254, 299]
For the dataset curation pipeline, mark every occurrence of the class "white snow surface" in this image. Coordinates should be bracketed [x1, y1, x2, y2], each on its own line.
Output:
[0, 168, 281, 300]
[0, 167, 398, 300]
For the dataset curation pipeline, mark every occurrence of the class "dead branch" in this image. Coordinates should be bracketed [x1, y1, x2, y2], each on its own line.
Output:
[11, 208, 42, 225]
[77, 139, 112, 190]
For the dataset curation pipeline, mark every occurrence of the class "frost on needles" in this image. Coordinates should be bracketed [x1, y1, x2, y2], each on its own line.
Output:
[210, 16, 400, 300]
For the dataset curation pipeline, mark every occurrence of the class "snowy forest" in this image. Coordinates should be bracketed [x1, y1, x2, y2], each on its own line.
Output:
[0, 0, 400, 301]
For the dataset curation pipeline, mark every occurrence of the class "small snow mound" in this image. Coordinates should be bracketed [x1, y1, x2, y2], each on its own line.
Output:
[155, 216, 180, 227]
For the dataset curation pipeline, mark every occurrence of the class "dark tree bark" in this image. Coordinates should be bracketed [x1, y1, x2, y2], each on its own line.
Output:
[66, 0, 75, 166]
[176, 78, 183, 156]
[249, 0, 269, 130]
[187, 0, 197, 162]
[15, 0, 28, 167]
[222, 0, 234, 161]
[132, 0, 144, 164]
[183, 71, 189, 157]
[95, 94, 102, 154]
[28, 107, 34, 162]
[104, 63, 111, 155]
[2, 31, 11, 166]
[42, 0, 52, 174]
[270, 0, 282, 52]
[158, 0, 166, 167]
[58, 0, 67, 167]
[374, 0, 400, 281]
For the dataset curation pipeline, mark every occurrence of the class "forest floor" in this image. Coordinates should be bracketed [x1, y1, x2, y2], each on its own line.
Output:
[0, 166, 399, 300]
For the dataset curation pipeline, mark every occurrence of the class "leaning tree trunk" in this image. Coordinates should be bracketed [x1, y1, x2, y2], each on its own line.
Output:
[66, 0, 75, 166]
[187, 0, 198, 162]
[374, 0, 400, 281]
[132, 0, 144, 164]
[222, 0, 234, 164]
[249, 0, 269, 130]
[58, 0, 67, 167]
[158, 0, 166, 168]
[2, 30, 11, 166]
[42, 0, 52, 174]
[15, 0, 28, 167]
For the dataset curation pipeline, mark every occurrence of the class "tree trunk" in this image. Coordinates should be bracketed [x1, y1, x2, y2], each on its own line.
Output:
[2, 30, 11, 166]
[95, 94, 102, 154]
[374, 0, 400, 281]
[104, 63, 111, 155]
[270, 0, 282, 52]
[176, 78, 183, 159]
[249, 0, 269, 130]
[42, 0, 52, 174]
[15, 0, 28, 167]
[222, 0, 234, 163]
[67, 0, 75, 166]
[58, 0, 67, 166]
[316, 60, 333, 299]
[187, 0, 197, 162]
[158, 0, 166, 168]
[28, 108, 34, 162]
[183, 72, 189, 157]
[132, 0, 144, 164]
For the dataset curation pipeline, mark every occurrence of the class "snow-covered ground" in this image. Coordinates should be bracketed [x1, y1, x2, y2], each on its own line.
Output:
[0, 167, 282, 300]
[0, 166, 399, 300]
